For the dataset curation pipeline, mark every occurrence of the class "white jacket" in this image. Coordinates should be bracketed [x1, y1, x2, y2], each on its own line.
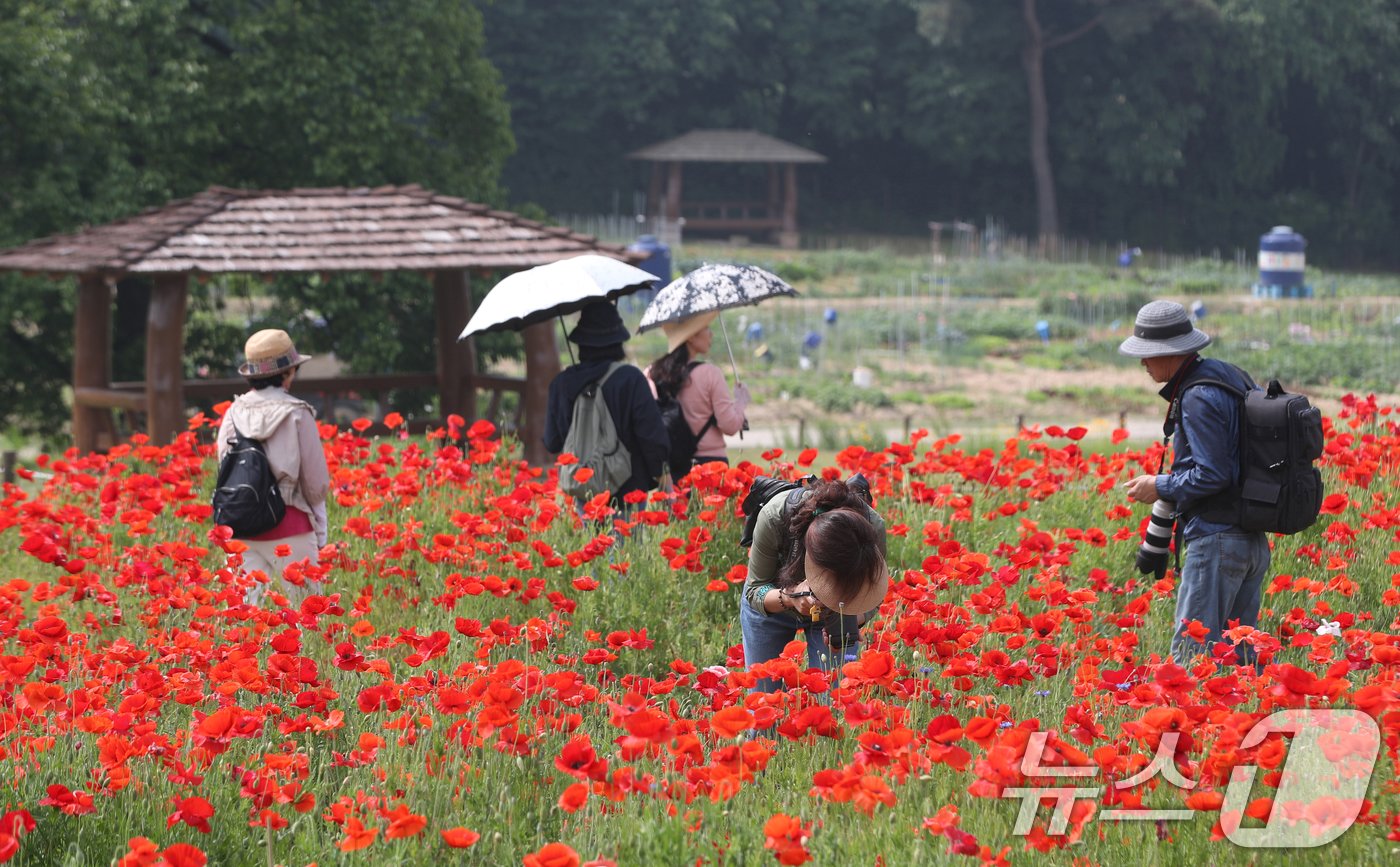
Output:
[216, 388, 330, 546]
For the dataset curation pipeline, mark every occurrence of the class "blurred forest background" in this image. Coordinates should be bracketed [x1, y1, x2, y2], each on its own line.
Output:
[3, 0, 1399, 441]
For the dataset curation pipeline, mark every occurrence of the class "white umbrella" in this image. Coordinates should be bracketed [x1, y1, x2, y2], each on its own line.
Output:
[458, 254, 658, 339]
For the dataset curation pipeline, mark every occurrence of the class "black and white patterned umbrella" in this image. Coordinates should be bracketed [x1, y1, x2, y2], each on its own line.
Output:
[636, 264, 797, 332]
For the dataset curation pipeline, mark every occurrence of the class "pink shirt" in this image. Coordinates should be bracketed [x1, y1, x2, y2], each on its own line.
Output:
[645, 361, 749, 459]
[245, 505, 313, 541]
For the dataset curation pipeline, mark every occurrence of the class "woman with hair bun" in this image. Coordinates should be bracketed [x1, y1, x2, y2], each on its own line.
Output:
[740, 476, 889, 692]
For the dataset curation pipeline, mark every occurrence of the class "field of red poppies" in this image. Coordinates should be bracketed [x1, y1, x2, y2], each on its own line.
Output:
[1, 399, 1399, 866]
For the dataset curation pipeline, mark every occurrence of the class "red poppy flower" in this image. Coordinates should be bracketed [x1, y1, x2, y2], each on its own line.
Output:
[441, 827, 480, 848]
[523, 842, 580, 867]
[166, 796, 214, 834]
[160, 843, 208, 867]
[337, 817, 378, 852]
[558, 783, 589, 813]
[710, 706, 755, 739]
[1320, 493, 1350, 514]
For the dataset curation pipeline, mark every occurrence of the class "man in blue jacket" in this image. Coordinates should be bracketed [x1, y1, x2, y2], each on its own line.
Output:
[544, 302, 669, 507]
[1120, 300, 1269, 667]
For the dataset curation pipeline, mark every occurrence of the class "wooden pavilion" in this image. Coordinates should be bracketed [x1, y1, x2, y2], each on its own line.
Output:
[0, 185, 636, 464]
[628, 129, 826, 248]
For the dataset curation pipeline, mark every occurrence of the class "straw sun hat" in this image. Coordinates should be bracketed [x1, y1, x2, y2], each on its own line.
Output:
[238, 329, 312, 378]
[1117, 300, 1211, 359]
[805, 555, 890, 616]
[662, 310, 719, 354]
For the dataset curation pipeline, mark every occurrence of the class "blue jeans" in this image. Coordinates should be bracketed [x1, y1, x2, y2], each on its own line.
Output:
[1172, 530, 1270, 667]
[740, 601, 848, 693]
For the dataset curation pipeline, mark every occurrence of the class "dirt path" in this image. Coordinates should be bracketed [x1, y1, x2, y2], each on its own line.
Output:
[740, 356, 1384, 449]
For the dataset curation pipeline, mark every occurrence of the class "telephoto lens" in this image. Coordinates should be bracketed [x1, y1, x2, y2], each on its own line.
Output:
[1135, 499, 1174, 580]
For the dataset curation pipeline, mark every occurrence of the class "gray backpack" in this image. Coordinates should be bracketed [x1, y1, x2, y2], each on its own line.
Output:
[559, 362, 633, 500]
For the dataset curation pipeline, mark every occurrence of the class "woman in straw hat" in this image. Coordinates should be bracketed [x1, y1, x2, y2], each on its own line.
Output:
[216, 329, 331, 606]
[644, 311, 750, 467]
[740, 476, 889, 693]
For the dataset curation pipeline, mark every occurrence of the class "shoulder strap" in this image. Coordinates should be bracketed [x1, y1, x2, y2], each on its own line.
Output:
[1181, 377, 1246, 400]
[577, 362, 624, 403]
[777, 487, 807, 567]
[597, 361, 625, 387]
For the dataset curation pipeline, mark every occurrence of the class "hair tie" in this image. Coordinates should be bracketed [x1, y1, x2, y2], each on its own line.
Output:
[813, 507, 829, 517]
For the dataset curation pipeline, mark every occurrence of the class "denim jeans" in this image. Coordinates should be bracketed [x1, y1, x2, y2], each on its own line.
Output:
[1172, 529, 1270, 667]
[740, 601, 848, 693]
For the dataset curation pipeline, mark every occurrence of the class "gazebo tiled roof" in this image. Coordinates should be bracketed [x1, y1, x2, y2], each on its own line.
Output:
[628, 129, 826, 164]
[0, 184, 627, 276]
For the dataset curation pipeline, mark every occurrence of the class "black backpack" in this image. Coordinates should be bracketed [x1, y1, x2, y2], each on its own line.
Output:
[738, 473, 873, 553]
[211, 425, 287, 537]
[1183, 376, 1324, 535]
[656, 361, 716, 477]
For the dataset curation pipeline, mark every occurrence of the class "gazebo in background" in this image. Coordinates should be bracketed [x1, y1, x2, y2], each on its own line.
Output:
[0, 185, 635, 465]
[628, 129, 825, 249]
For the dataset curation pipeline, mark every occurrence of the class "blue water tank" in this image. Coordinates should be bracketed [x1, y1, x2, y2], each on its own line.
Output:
[626, 234, 672, 291]
[1258, 226, 1306, 293]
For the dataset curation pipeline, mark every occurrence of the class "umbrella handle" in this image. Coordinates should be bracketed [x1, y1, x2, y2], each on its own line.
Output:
[559, 316, 575, 366]
[718, 311, 740, 384]
[717, 312, 744, 439]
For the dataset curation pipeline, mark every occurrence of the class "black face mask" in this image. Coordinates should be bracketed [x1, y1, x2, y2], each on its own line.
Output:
[578, 343, 624, 363]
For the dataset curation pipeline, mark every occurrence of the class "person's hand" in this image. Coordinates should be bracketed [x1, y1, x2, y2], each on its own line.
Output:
[1123, 474, 1160, 504]
[734, 382, 751, 405]
[782, 582, 819, 617]
[1135, 547, 1168, 580]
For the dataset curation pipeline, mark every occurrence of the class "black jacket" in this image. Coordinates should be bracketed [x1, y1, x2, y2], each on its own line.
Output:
[544, 360, 669, 500]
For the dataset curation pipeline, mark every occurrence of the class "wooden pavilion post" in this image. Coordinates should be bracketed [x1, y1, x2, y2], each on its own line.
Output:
[433, 269, 477, 422]
[520, 321, 561, 467]
[779, 163, 800, 249]
[145, 273, 188, 445]
[665, 161, 684, 223]
[767, 164, 781, 223]
[647, 163, 664, 220]
[72, 273, 113, 453]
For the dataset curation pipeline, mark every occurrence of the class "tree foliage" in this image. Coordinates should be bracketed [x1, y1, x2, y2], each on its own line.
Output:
[0, 0, 513, 442]
[482, 0, 1400, 265]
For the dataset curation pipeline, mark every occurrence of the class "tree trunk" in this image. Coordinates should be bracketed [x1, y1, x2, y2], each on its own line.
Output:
[1021, 0, 1059, 242]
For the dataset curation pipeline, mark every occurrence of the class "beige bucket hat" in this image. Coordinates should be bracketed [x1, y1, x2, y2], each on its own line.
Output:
[238, 329, 312, 377]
